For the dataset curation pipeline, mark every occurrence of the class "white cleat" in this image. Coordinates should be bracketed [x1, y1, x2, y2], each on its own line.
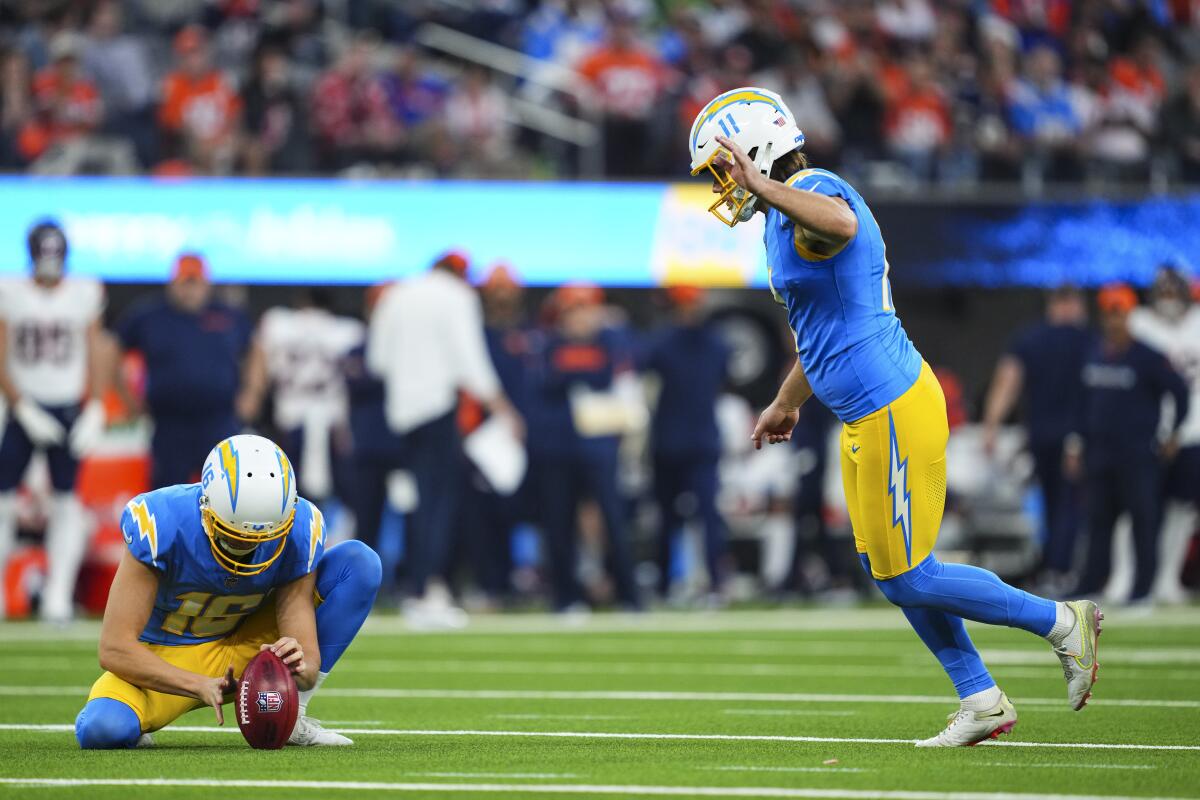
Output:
[134, 733, 154, 748]
[287, 716, 353, 746]
[1053, 599, 1103, 710]
[916, 692, 1017, 748]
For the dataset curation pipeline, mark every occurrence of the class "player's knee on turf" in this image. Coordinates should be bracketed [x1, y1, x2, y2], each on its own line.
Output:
[75, 698, 141, 749]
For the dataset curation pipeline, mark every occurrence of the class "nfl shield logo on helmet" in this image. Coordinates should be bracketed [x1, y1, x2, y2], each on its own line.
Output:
[257, 691, 284, 714]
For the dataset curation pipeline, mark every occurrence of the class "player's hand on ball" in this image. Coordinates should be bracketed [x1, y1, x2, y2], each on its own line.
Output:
[752, 401, 800, 450]
[715, 135, 767, 195]
[263, 637, 306, 676]
[196, 667, 237, 725]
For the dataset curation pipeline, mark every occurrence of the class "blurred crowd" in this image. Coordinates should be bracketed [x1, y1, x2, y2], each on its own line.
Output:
[0, 0, 1197, 186]
[3, 217, 1198, 623]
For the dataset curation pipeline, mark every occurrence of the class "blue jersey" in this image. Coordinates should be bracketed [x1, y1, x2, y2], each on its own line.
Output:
[765, 168, 921, 423]
[120, 483, 327, 646]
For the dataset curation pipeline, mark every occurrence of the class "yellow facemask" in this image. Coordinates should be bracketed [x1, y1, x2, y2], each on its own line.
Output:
[691, 148, 754, 227]
[202, 502, 296, 577]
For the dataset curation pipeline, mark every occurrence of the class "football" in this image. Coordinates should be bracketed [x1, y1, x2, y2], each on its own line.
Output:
[235, 650, 298, 750]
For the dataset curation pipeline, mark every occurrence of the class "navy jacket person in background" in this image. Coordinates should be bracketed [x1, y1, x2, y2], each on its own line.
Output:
[459, 263, 536, 604]
[530, 284, 640, 611]
[642, 285, 731, 599]
[983, 286, 1091, 586]
[341, 284, 405, 570]
[114, 253, 258, 489]
[1067, 284, 1189, 603]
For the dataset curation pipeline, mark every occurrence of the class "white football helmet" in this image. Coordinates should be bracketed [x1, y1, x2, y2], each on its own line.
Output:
[200, 434, 298, 576]
[688, 87, 806, 227]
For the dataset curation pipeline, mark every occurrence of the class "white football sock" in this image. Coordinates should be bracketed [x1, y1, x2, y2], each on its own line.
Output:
[41, 493, 89, 622]
[961, 685, 1002, 712]
[0, 492, 17, 619]
[1046, 601, 1077, 648]
[298, 670, 328, 717]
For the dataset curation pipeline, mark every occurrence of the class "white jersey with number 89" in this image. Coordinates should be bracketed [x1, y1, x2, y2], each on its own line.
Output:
[0, 276, 104, 406]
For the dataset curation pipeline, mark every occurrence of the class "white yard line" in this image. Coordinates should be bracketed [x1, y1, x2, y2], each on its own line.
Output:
[1, 723, 1197, 752]
[0, 777, 1193, 800]
[2, 685, 1196, 709]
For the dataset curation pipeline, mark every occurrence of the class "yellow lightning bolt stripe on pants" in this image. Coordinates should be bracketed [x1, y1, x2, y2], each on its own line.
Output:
[839, 362, 949, 580]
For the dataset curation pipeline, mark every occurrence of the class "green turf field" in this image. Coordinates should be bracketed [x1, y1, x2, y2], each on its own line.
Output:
[1, 606, 1198, 799]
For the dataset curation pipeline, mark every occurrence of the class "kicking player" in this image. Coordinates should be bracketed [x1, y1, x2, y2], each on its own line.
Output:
[688, 88, 1101, 746]
[74, 434, 381, 748]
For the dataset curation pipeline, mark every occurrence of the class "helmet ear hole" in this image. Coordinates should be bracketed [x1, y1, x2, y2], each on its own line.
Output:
[747, 146, 758, 161]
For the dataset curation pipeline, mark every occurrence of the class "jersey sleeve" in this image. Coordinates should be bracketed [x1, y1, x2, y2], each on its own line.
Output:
[120, 494, 173, 571]
[276, 498, 327, 584]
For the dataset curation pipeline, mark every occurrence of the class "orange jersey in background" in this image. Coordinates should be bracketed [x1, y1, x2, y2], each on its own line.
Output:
[159, 71, 242, 142]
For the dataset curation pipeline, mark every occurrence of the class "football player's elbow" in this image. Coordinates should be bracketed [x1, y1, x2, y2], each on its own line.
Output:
[97, 642, 124, 674]
[832, 210, 858, 241]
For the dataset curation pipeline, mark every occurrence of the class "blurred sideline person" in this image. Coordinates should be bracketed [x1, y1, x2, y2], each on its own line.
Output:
[367, 252, 522, 627]
[0, 220, 108, 621]
[1128, 265, 1200, 603]
[786, 400, 847, 596]
[1070, 284, 1190, 604]
[1068, 284, 1189, 604]
[695, 86, 1100, 747]
[642, 285, 731, 601]
[253, 288, 363, 505]
[73, 434, 381, 749]
[456, 264, 535, 605]
[340, 284, 404, 569]
[982, 286, 1090, 589]
[530, 284, 641, 611]
[114, 254, 260, 488]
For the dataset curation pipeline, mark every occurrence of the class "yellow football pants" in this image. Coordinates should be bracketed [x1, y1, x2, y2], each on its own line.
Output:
[86, 596, 282, 733]
[840, 362, 948, 580]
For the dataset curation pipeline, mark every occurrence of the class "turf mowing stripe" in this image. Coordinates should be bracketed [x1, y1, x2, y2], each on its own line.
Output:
[721, 710, 860, 716]
[412, 773, 579, 779]
[4, 605, 1196, 642]
[977, 763, 1158, 771]
[0, 777, 1192, 799]
[2, 685, 1197, 708]
[335, 658, 1198, 680]
[706, 767, 873, 774]
[4, 724, 1199, 751]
